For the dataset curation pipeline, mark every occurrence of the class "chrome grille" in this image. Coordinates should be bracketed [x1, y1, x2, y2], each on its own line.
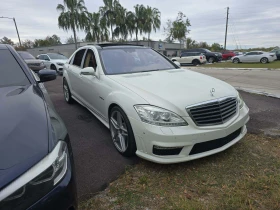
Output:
[186, 97, 237, 126]
[28, 63, 41, 66]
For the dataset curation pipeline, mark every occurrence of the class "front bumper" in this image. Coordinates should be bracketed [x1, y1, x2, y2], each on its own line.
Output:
[130, 104, 250, 164]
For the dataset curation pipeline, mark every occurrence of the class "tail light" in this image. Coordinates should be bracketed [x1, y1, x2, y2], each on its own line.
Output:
[200, 56, 202, 59]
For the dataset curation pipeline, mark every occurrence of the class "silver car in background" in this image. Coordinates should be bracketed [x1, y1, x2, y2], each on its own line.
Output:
[17, 51, 45, 72]
[232, 51, 275, 64]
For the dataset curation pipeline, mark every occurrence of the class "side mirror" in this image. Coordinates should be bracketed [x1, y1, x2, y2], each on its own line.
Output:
[81, 67, 96, 76]
[174, 61, 181, 67]
[38, 69, 57, 83]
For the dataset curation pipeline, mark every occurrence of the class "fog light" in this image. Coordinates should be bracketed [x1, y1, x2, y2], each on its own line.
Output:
[153, 145, 183, 156]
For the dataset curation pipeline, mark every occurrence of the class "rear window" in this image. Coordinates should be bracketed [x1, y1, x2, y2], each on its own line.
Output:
[0, 50, 30, 87]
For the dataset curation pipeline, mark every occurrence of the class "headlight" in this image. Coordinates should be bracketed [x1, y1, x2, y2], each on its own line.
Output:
[134, 105, 188, 126]
[238, 93, 244, 109]
[0, 141, 68, 209]
[57, 62, 64, 66]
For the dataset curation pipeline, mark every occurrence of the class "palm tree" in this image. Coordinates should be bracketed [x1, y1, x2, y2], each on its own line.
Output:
[57, 0, 88, 49]
[85, 13, 109, 43]
[99, 0, 122, 41]
[127, 4, 146, 42]
[113, 6, 129, 40]
[144, 6, 161, 41]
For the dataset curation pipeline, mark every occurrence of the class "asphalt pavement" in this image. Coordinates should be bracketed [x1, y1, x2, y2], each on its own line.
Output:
[186, 68, 280, 98]
[45, 76, 280, 201]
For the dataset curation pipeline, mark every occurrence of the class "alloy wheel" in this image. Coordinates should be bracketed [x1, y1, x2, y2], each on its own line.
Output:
[261, 58, 268, 64]
[63, 84, 69, 102]
[110, 110, 128, 153]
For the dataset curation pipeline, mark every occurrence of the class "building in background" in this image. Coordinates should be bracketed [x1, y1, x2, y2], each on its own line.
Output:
[27, 41, 183, 58]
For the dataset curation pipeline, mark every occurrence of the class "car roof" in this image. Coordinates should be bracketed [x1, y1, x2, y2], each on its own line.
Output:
[0, 44, 8, 50]
[87, 43, 145, 49]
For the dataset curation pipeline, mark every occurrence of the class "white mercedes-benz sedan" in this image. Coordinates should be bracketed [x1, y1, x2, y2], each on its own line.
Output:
[63, 44, 250, 164]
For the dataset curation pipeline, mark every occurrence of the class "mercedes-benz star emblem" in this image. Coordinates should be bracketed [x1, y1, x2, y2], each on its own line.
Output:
[210, 88, 215, 96]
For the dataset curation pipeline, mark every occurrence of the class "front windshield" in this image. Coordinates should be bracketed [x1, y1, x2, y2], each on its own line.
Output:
[100, 48, 176, 75]
[18, 52, 35, 60]
[48, 53, 67, 60]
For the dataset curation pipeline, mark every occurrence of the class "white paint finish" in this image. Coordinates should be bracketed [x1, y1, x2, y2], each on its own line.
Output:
[64, 45, 249, 163]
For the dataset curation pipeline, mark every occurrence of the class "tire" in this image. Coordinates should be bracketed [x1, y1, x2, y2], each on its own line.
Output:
[233, 58, 240, 63]
[109, 106, 136, 157]
[63, 78, 74, 104]
[50, 64, 58, 72]
[208, 57, 214, 63]
[260, 57, 268, 64]
[192, 59, 200, 66]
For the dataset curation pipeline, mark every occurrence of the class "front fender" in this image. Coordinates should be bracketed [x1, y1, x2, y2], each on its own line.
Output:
[105, 90, 148, 121]
[62, 70, 72, 91]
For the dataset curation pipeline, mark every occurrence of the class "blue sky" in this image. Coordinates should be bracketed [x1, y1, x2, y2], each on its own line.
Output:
[0, 0, 279, 49]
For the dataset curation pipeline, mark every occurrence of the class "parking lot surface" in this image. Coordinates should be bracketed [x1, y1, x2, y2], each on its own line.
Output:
[45, 76, 280, 200]
[186, 68, 280, 98]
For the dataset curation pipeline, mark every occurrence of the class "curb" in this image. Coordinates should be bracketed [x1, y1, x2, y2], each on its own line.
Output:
[186, 67, 280, 71]
[235, 87, 280, 99]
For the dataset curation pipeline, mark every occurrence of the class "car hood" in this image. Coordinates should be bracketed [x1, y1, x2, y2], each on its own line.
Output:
[0, 85, 49, 188]
[108, 69, 237, 116]
[52, 59, 67, 64]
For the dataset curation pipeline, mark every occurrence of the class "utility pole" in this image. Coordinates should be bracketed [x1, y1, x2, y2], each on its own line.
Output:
[13, 18, 21, 46]
[224, 7, 229, 50]
[0, 16, 21, 46]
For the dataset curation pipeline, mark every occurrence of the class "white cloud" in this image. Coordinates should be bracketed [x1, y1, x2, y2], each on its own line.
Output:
[0, 0, 279, 49]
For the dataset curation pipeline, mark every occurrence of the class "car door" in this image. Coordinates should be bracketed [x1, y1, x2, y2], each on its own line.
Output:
[242, 52, 254, 62]
[179, 53, 190, 64]
[67, 49, 86, 101]
[40, 55, 51, 68]
[79, 48, 107, 118]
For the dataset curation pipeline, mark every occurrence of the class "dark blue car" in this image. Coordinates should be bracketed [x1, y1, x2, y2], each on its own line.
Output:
[0, 44, 77, 210]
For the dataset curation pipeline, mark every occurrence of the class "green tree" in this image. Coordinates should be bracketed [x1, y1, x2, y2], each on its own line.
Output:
[164, 12, 191, 45]
[65, 35, 81, 44]
[0, 36, 14, 45]
[86, 12, 109, 43]
[211, 43, 223, 51]
[144, 6, 161, 41]
[15, 39, 34, 50]
[33, 35, 62, 47]
[57, 0, 88, 49]
[99, 0, 122, 41]
[126, 4, 146, 42]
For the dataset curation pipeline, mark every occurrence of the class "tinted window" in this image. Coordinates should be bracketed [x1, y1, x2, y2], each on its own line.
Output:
[0, 50, 30, 87]
[181, 53, 190, 57]
[100, 48, 176, 75]
[39, 55, 49, 61]
[72, 49, 86, 67]
[247, 52, 257, 55]
[83, 49, 97, 68]
[18, 52, 35, 60]
[258, 52, 263, 55]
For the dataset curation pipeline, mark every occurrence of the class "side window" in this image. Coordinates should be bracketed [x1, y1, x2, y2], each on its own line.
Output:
[72, 49, 86, 67]
[258, 52, 263, 55]
[246, 52, 254, 55]
[39, 55, 44, 60]
[83, 49, 97, 69]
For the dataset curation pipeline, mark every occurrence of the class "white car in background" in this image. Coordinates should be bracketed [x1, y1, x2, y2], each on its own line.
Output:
[37, 53, 68, 74]
[232, 51, 275, 64]
[172, 52, 206, 66]
[63, 44, 249, 164]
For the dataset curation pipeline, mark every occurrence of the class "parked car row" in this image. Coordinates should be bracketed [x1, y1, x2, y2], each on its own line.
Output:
[1, 43, 250, 209]
[16, 51, 68, 75]
[171, 48, 222, 65]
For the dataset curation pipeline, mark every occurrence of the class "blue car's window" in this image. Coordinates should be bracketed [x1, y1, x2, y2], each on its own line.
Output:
[0, 50, 30, 87]
[100, 48, 176, 75]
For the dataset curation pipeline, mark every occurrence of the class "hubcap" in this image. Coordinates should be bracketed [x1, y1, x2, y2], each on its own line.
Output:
[110, 111, 128, 153]
[261, 58, 267, 63]
[63, 84, 69, 101]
